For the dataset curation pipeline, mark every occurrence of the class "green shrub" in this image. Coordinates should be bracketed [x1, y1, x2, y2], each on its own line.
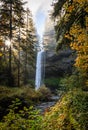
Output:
[59, 74, 86, 91]
[59, 71, 88, 91]
[0, 98, 43, 130]
[28, 80, 35, 87]
[0, 85, 53, 120]
[38, 85, 52, 101]
[44, 78, 61, 91]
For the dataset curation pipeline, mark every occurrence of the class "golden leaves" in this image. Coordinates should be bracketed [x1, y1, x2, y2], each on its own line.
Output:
[0, 53, 3, 57]
[75, 55, 88, 71]
[65, 34, 71, 39]
[73, 0, 87, 6]
[70, 25, 81, 36]
[68, 19, 88, 72]
[78, 34, 86, 43]
[67, 5, 74, 13]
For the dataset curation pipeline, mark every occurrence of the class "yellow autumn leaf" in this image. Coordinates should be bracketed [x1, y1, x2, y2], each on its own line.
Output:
[0, 53, 3, 57]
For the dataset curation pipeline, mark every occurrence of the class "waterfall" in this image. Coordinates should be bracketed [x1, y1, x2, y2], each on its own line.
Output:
[35, 47, 45, 90]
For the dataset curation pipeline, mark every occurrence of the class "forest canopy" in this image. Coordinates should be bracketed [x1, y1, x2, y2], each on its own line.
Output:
[53, 0, 88, 89]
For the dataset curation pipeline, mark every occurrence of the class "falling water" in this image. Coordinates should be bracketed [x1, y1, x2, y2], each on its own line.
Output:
[35, 45, 45, 90]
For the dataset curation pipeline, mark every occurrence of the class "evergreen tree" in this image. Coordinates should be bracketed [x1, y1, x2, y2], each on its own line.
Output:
[22, 8, 37, 85]
[0, 0, 26, 86]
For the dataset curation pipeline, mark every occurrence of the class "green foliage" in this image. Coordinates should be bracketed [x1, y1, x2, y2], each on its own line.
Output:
[0, 87, 88, 130]
[0, 86, 35, 100]
[0, 86, 52, 104]
[0, 98, 43, 130]
[0, 86, 52, 120]
[38, 85, 52, 101]
[60, 73, 88, 91]
[60, 75, 79, 91]
[44, 78, 61, 90]
[41, 90, 88, 130]
[28, 80, 35, 87]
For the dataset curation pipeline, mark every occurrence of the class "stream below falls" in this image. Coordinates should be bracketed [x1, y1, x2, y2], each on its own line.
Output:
[35, 96, 59, 114]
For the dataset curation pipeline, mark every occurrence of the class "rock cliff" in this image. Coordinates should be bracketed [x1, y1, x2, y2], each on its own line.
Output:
[43, 18, 76, 79]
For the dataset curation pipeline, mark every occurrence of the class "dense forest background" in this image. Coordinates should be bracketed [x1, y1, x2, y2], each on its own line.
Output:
[0, 0, 38, 87]
[0, 0, 88, 130]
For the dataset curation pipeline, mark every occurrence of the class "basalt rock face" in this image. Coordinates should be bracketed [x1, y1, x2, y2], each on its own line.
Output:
[43, 18, 76, 78]
[45, 49, 75, 78]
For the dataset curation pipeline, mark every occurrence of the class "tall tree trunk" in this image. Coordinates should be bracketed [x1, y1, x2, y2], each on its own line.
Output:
[8, 0, 12, 86]
[18, 26, 21, 87]
[24, 9, 29, 84]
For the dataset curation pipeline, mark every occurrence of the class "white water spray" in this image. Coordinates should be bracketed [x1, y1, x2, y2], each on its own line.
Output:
[35, 42, 45, 90]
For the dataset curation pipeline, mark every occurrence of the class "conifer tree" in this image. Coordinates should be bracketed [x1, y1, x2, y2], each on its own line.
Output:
[0, 0, 26, 86]
[22, 8, 37, 84]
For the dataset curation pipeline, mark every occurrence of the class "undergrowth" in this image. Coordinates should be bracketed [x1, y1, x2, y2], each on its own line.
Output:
[0, 98, 43, 130]
[0, 85, 51, 120]
[0, 89, 88, 130]
[41, 89, 88, 130]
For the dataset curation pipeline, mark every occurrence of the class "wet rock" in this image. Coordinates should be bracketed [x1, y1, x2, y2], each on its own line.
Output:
[36, 96, 59, 114]
[45, 49, 76, 78]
